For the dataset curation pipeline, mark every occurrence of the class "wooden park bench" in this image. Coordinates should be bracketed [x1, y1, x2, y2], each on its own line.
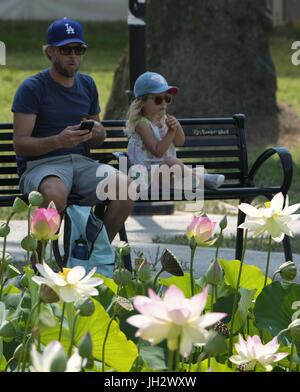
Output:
[0, 113, 294, 270]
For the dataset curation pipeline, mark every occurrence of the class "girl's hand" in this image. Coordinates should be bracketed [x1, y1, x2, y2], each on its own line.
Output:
[166, 114, 180, 132]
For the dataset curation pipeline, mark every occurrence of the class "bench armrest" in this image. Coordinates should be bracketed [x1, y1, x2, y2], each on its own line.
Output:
[248, 147, 293, 195]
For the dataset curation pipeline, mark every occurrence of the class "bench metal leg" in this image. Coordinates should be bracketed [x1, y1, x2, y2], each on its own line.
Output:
[119, 224, 132, 272]
[283, 235, 293, 262]
[235, 207, 246, 261]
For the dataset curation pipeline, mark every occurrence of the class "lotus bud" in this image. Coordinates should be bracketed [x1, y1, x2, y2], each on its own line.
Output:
[74, 297, 95, 317]
[19, 274, 28, 288]
[14, 344, 28, 361]
[78, 333, 93, 358]
[206, 259, 223, 285]
[288, 319, 300, 342]
[6, 265, 21, 279]
[28, 191, 44, 207]
[219, 215, 228, 230]
[38, 310, 57, 328]
[0, 252, 14, 264]
[116, 241, 131, 256]
[137, 260, 152, 282]
[114, 296, 133, 315]
[278, 261, 297, 281]
[160, 249, 184, 276]
[0, 320, 16, 338]
[0, 222, 10, 237]
[50, 351, 67, 372]
[39, 284, 59, 304]
[204, 331, 227, 356]
[85, 357, 94, 369]
[31, 207, 61, 241]
[186, 214, 216, 247]
[134, 252, 145, 272]
[12, 197, 28, 213]
[21, 234, 37, 252]
[113, 268, 132, 285]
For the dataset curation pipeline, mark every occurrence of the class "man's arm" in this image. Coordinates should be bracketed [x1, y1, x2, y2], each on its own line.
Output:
[13, 112, 93, 156]
[88, 114, 107, 147]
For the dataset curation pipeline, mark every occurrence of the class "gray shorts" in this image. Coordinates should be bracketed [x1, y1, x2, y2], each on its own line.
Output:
[20, 154, 118, 205]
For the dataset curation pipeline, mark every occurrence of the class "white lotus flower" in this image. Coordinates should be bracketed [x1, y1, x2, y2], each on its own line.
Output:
[229, 334, 288, 371]
[32, 263, 103, 303]
[238, 192, 300, 242]
[127, 285, 226, 357]
[30, 341, 83, 372]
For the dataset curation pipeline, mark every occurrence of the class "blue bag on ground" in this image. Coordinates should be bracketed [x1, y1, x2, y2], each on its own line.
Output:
[64, 205, 115, 277]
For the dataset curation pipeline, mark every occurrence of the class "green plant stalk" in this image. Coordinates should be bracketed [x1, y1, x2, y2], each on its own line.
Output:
[133, 338, 141, 372]
[49, 240, 53, 265]
[153, 266, 164, 291]
[17, 300, 41, 372]
[58, 303, 66, 341]
[189, 246, 197, 296]
[41, 240, 46, 264]
[289, 340, 295, 372]
[67, 310, 80, 357]
[4, 355, 16, 372]
[228, 229, 248, 357]
[26, 205, 32, 265]
[102, 312, 117, 372]
[214, 229, 223, 261]
[210, 284, 215, 312]
[174, 346, 180, 372]
[0, 212, 15, 300]
[167, 348, 175, 372]
[263, 235, 272, 288]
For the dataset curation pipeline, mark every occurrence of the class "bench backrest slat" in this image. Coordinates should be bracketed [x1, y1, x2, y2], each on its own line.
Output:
[0, 115, 247, 197]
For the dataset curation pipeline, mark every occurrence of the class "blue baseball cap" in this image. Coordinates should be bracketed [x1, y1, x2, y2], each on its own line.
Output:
[134, 72, 179, 98]
[47, 17, 87, 47]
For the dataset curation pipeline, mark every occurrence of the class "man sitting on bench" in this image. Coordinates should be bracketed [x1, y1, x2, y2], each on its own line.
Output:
[11, 17, 133, 244]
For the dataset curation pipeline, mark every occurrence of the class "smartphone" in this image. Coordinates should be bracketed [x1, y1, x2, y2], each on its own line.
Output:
[79, 120, 94, 132]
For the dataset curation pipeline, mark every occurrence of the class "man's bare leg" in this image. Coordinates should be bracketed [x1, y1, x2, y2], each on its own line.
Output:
[102, 174, 134, 243]
[39, 176, 69, 211]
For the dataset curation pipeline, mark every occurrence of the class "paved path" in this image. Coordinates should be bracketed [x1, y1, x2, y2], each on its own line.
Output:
[1, 212, 300, 282]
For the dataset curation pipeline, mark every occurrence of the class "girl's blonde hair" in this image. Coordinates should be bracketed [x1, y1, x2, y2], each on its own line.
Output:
[124, 98, 144, 136]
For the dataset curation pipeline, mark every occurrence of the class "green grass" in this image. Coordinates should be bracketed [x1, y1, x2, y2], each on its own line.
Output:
[0, 21, 300, 221]
[271, 23, 300, 116]
[0, 21, 128, 122]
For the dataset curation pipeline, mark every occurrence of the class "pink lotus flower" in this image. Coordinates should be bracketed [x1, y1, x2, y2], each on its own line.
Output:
[31, 204, 61, 241]
[229, 334, 288, 371]
[127, 285, 226, 357]
[186, 215, 216, 246]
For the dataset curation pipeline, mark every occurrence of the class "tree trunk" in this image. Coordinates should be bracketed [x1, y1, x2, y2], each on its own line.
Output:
[147, 0, 278, 143]
[104, 49, 130, 120]
[105, 0, 279, 143]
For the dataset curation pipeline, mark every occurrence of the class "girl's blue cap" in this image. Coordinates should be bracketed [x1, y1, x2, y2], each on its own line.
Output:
[134, 72, 178, 98]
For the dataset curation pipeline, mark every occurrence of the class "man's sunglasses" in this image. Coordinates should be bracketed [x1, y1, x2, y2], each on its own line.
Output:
[57, 46, 86, 56]
[143, 94, 172, 105]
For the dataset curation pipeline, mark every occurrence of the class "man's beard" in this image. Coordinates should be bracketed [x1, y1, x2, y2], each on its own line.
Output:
[53, 60, 78, 77]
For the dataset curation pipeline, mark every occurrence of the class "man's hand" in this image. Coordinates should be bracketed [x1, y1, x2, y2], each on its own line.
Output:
[56, 124, 93, 148]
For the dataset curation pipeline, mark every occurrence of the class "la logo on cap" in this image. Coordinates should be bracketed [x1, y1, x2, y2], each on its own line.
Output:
[65, 23, 75, 35]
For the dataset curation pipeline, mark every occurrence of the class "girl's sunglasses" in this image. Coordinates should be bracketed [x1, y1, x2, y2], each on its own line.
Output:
[57, 45, 86, 56]
[143, 94, 172, 105]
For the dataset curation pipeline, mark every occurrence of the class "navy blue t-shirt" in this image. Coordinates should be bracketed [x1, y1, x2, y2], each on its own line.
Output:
[11, 69, 100, 172]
